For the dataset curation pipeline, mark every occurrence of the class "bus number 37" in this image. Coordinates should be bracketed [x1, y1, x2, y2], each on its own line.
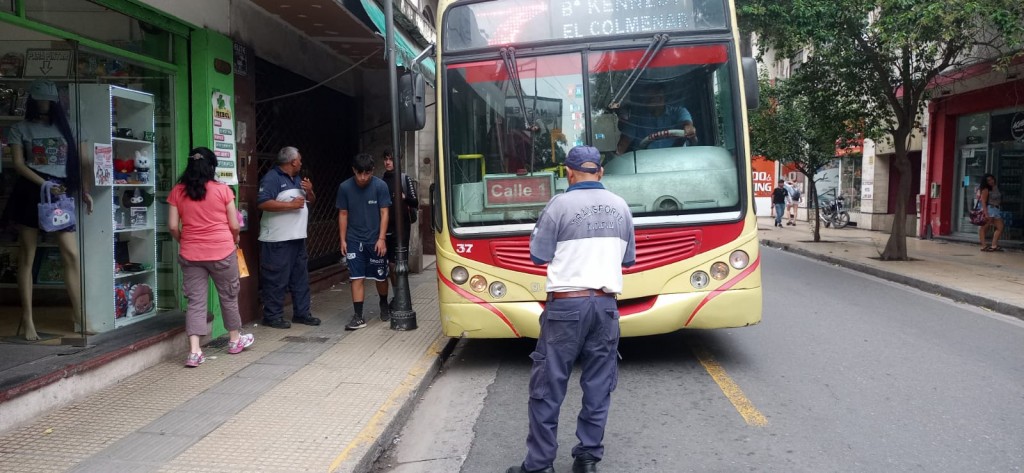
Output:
[456, 243, 474, 254]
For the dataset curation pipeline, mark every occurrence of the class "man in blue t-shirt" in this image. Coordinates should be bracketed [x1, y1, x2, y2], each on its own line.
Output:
[336, 153, 392, 330]
[616, 83, 697, 154]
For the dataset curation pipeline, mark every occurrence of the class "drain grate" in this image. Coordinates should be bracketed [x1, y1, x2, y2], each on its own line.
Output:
[207, 338, 230, 349]
[280, 336, 331, 343]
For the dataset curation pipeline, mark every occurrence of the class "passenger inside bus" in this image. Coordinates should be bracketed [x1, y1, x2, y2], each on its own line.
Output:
[615, 82, 697, 154]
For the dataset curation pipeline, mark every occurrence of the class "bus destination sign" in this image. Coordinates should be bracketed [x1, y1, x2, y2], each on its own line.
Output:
[559, 0, 692, 39]
[445, 0, 726, 51]
[484, 174, 555, 207]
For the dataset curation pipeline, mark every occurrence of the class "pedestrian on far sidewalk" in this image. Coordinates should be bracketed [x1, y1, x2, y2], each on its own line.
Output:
[336, 152, 392, 330]
[979, 173, 1004, 252]
[506, 145, 636, 473]
[786, 181, 801, 226]
[381, 149, 419, 319]
[772, 179, 788, 228]
[256, 146, 321, 329]
[167, 147, 253, 367]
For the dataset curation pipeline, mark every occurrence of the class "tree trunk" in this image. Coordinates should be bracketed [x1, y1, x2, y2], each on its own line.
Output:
[881, 129, 912, 260]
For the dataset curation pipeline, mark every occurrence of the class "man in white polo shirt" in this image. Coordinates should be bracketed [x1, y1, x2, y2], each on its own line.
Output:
[257, 146, 320, 328]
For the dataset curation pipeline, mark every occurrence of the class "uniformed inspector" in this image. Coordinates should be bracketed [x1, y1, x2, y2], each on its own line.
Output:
[507, 146, 637, 473]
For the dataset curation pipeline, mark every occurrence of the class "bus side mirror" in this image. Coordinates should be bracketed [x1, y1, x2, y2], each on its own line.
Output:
[742, 57, 760, 110]
[400, 71, 426, 131]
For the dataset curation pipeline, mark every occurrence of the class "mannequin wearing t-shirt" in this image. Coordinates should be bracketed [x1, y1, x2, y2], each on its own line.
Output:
[8, 80, 93, 340]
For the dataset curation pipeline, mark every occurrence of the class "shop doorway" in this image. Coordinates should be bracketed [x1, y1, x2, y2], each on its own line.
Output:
[954, 145, 989, 235]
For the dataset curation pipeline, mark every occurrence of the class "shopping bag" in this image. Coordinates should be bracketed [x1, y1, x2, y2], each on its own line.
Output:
[38, 181, 76, 232]
[236, 248, 250, 278]
[969, 203, 987, 226]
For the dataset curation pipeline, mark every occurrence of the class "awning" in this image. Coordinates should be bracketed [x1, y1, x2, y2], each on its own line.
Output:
[359, 0, 437, 86]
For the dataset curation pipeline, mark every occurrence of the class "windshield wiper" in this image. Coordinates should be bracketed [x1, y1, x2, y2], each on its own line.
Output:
[500, 47, 537, 132]
[608, 34, 670, 110]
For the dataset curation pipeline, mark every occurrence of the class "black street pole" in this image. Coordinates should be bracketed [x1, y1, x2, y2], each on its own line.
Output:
[386, 0, 417, 330]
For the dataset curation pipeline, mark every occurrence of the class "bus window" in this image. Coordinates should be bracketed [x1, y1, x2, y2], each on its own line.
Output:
[445, 53, 585, 229]
[588, 44, 741, 216]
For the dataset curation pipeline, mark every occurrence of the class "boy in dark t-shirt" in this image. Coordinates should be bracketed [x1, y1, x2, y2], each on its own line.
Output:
[336, 153, 392, 330]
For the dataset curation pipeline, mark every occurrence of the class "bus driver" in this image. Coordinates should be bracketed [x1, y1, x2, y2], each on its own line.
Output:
[615, 83, 697, 154]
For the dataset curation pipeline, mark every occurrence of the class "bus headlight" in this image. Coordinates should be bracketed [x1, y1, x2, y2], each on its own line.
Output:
[469, 275, 487, 292]
[690, 271, 710, 289]
[489, 281, 507, 298]
[729, 250, 749, 269]
[451, 266, 469, 285]
[710, 262, 730, 280]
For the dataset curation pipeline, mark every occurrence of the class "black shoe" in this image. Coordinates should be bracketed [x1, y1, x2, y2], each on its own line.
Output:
[262, 318, 291, 329]
[345, 316, 367, 331]
[379, 301, 391, 322]
[505, 466, 555, 473]
[292, 315, 321, 326]
[572, 453, 599, 473]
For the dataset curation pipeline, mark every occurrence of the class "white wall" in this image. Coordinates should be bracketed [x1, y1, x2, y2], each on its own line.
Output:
[138, 0, 357, 96]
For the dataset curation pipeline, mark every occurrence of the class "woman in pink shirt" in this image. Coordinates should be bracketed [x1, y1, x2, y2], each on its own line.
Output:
[167, 147, 253, 367]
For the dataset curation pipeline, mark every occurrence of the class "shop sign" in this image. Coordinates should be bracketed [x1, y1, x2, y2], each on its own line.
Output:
[233, 43, 248, 77]
[24, 49, 71, 78]
[211, 91, 238, 185]
[751, 156, 775, 198]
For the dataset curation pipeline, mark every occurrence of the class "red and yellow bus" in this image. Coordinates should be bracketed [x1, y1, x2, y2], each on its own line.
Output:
[429, 0, 762, 338]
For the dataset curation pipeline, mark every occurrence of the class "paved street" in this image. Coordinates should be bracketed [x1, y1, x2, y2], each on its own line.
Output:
[374, 248, 1024, 473]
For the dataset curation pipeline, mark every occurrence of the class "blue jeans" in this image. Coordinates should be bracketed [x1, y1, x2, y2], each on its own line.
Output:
[774, 203, 786, 225]
[259, 239, 312, 322]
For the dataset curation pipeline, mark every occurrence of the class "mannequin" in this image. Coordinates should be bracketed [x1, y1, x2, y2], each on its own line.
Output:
[8, 80, 93, 340]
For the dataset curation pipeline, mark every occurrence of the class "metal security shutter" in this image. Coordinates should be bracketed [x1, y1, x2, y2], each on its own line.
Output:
[255, 58, 359, 270]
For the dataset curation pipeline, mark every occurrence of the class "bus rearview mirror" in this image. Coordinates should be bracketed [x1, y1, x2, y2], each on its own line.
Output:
[742, 57, 760, 110]
[400, 72, 426, 131]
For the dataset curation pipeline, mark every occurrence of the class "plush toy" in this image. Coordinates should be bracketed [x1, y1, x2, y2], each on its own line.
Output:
[134, 150, 151, 183]
[114, 283, 128, 319]
[121, 188, 154, 208]
[113, 157, 134, 183]
[129, 283, 154, 316]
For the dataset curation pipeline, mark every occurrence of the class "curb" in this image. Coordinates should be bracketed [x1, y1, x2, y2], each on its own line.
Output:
[760, 239, 1024, 322]
[335, 335, 460, 473]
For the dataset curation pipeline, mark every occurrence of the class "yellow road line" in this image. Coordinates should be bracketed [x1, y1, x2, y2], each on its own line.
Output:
[691, 342, 768, 427]
[328, 336, 449, 472]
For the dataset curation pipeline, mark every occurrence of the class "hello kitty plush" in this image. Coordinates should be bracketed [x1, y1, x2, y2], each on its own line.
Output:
[134, 150, 151, 184]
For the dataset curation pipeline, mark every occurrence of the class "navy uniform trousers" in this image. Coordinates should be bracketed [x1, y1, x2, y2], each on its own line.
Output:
[259, 239, 312, 321]
[523, 293, 620, 471]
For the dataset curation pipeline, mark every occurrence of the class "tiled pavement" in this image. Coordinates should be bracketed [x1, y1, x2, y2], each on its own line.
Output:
[0, 259, 446, 473]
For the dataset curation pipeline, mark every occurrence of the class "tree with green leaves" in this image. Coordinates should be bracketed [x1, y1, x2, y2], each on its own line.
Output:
[739, 0, 1024, 260]
[749, 78, 863, 241]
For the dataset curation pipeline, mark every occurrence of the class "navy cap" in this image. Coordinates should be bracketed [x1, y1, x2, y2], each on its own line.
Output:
[565, 146, 602, 173]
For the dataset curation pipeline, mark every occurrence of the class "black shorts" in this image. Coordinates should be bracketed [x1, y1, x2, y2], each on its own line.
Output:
[4, 170, 76, 232]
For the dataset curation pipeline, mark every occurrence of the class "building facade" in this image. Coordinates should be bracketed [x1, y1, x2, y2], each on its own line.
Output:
[0, 0, 437, 387]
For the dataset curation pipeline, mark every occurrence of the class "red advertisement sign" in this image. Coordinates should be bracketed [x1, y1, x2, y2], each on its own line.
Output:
[751, 156, 775, 197]
[484, 175, 554, 207]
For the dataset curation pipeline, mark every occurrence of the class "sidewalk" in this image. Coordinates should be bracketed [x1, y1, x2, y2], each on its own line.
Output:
[758, 217, 1024, 321]
[0, 258, 450, 473]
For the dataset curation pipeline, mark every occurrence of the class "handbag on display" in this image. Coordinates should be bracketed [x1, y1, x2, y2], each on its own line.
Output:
[38, 181, 76, 232]
[969, 202, 987, 226]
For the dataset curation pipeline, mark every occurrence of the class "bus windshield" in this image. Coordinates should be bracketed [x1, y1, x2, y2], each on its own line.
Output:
[445, 43, 741, 233]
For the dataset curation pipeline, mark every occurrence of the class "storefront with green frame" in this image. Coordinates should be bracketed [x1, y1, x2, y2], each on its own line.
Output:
[0, 0, 234, 344]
